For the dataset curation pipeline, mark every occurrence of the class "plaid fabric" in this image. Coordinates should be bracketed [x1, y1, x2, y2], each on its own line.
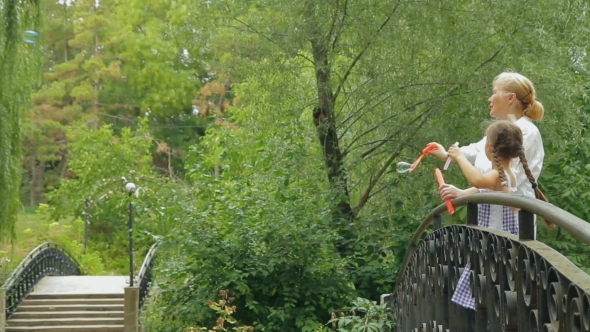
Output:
[478, 185, 519, 235]
[477, 203, 519, 235]
[451, 266, 476, 309]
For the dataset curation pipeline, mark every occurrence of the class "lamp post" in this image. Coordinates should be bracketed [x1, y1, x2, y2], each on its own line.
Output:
[125, 182, 136, 287]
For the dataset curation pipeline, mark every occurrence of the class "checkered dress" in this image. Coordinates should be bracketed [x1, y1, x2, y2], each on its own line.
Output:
[451, 176, 518, 309]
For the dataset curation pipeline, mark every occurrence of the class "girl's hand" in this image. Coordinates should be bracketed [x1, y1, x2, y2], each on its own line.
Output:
[428, 142, 447, 161]
[447, 145, 464, 161]
[439, 184, 466, 200]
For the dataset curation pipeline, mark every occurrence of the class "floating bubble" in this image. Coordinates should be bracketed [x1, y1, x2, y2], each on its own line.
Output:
[396, 161, 412, 173]
[23, 30, 39, 44]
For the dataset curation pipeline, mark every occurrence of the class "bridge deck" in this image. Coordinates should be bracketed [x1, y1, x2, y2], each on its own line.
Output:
[32, 276, 128, 295]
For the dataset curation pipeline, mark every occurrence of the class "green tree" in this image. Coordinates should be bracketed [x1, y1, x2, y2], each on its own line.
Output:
[22, 0, 75, 205]
[22, 0, 123, 206]
[176, 0, 590, 257]
[23, 0, 214, 204]
[111, 0, 212, 176]
[538, 72, 590, 273]
[0, 0, 43, 238]
[47, 119, 187, 272]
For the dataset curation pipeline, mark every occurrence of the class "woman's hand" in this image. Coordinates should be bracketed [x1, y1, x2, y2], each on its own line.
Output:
[439, 184, 466, 200]
[428, 142, 448, 161]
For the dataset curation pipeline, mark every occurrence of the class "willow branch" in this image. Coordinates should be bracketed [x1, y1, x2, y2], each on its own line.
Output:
[332, 0, 401, 103]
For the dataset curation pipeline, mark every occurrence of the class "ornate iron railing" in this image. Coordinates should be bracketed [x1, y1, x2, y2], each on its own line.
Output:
[393, 193, 590, 332]
[137, 241, 160, 309]
[2, 242, 81, 317]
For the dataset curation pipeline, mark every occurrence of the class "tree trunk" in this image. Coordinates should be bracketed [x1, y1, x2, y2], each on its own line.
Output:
[37, 161, 45, 204]
[64, 37, 69, 62]
[29, 148, 37, 207]
[93, 22, 100, 116]
[59, 155, 69, 178]
[63, 1, 69, 62]
[90, 4, 100, 129]
[214, 165, 220, 179]
[311, 38, 354, 255]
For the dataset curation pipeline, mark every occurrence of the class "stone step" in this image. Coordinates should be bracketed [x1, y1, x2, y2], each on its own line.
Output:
[21, 298, 125, 306]
[11, 310, 124, 319]
[26, 293, 123, 300]
[8, 317, 124, 327]
[17, 304, 124, 312]
[5, 325, 124, 332]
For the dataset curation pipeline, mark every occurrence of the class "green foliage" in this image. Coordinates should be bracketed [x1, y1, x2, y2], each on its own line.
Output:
[141, 1, 590, 328]
[47, 118, 184, 273]
[21, 0, 212, 206]
[1, 211, 86, 284]
[541, 128, 590, 219]
[146, 120, 355, 331]
[113, 0, 203, 117]
[537, 94, 590, 273]
[0, 0, 43, 240]
[328, 298, 395, 332]
[540, 227, 590, 275]
[33, 204, 106, 274]
[145, 289, 254, 332]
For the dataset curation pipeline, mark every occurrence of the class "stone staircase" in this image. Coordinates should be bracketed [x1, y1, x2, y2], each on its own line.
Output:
[6, 293, 124, 331]
[4, 276, 128, 332]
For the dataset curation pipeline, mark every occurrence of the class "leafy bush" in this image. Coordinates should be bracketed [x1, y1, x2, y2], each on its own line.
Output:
[142, 120, 358, 331]
[328, 297, 395, 332]
[539, 113, 590, 274]
[33, 204, 107, 275]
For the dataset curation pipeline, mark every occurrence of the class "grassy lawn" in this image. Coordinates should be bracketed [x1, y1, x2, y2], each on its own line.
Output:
[0, 212, 78, 284]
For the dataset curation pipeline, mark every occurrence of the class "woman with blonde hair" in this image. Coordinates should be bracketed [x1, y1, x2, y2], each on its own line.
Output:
[431, 71, 546, 233]
[431, 72, 545, 204]
[430, 72, 547, 310]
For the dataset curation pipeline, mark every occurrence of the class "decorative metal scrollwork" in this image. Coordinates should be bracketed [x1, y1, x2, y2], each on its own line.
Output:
[2, 242, 81, 318]
[137, 241, 160, 309]
[393, 193, 590, 332]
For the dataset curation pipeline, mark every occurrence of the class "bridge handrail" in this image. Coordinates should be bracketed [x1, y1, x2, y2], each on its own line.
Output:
[2, 241, 81, 317]
[393, 193, 590, 330]
[137, 240, 160, 309]
[396, 192, 590, 292]
[2, 242, 81, 289]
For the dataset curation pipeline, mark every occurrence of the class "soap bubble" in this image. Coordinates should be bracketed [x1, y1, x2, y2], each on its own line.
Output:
[396, 162, 412, 173]
[23, 30, 39, 44]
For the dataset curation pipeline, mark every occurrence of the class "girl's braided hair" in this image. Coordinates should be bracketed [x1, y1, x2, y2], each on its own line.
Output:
[486, 121, 555, 228]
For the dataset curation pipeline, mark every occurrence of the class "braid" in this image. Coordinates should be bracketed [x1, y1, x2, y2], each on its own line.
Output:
[519, 152, 555, 228]
[519, 153, 538, 189]
[493, 146, 507, 187]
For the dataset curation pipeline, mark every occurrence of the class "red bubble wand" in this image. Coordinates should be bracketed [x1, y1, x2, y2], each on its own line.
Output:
[435, 168, 455, 215]
[408, 143, 438, 173]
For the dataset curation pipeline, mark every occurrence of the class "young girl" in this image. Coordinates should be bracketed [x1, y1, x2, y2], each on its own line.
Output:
[446, 120, 546, 309]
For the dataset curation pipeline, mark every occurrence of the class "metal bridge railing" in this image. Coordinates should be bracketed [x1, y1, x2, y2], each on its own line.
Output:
[137, 240, 160, 310]
[1, 242, 81, 318]
[392, 193, 590, 332]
